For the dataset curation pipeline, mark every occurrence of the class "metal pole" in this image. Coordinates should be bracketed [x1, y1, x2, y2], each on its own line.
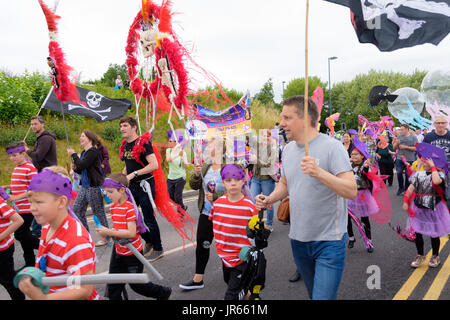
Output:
[328, 58, 332, 115]
[328, 56, 337, 116]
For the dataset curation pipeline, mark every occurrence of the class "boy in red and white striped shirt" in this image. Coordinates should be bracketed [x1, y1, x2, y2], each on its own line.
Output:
[97, 173, 171, 300]
[17, 166, 100, 300]
[5, 141, 39, 267]
[0, 197, 25, 300]
[210, 164, 258, 300]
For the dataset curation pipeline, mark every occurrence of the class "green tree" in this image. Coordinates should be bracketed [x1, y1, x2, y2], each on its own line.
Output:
[100, 63, 129, 87]
[283, 76, 328, 100]
[254, 78, 275, 105]
[330, 69, 427, 131]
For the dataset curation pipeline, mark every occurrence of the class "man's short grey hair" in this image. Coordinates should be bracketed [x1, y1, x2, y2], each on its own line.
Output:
[31, 115, 45, 124]
[282, 95, 319, 127]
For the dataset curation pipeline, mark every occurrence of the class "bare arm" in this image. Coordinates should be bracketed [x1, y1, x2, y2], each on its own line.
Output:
[97, 220, 137, 240]
[255, 176, 289, 210]
[126, 153, 159, 182]
[301, 156, 357, 200]
[0, 213, 23, 242]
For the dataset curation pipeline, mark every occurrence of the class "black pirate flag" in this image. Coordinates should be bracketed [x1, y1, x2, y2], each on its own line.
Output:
[368, 85, 398, 107]
[324, 0, 450, 52]
[42, 86, 132, 122]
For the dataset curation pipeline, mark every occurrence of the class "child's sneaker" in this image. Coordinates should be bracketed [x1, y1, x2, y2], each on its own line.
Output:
[410, 255, 426, 268]
[428, 255, 441, 268]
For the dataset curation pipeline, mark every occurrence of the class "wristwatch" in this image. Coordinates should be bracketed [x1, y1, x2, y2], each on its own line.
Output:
[133, 171, 139, 177]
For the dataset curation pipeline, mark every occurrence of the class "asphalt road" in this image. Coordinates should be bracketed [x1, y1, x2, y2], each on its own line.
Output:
[2, 178, 449, 301]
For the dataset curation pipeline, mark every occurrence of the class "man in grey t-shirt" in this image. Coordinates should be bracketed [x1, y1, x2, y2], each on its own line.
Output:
[255, 96, 357, 300]
[393, 123, 418, 195]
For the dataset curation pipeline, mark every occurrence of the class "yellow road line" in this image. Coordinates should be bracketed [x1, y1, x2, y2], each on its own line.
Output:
[423, 250, 450, 300]
[392, 236, 449, 300]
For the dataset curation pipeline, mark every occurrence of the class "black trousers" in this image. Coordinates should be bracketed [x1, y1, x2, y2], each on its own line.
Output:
[0, 245, 25, 300]
[195, 213, 214, 275]
[222, 262, 247, 300]
[15, 213, 39, 266]
[347, 216, 371, 240]
[106, 249, 168, 300]
[129, 179, 162, 251]
[167, 177, 186, 209]
[414, 233, 440, 256]
[378, 161, 394, 185]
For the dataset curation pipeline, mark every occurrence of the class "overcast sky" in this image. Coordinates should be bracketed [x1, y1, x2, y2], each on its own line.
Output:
[1, 0, 449, 102]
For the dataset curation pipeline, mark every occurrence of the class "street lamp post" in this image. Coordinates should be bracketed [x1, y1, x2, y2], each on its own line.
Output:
[328, 56, 338, 115]
[282, 81, 286, 98]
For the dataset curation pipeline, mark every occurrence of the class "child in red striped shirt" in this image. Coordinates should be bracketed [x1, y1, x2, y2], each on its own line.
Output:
[5, 141, 39, 267]
[0, 196, 25, 300]
[17, 166, 100, 300]
[97, 173, 171, 300]
[210, 164, 258, 300]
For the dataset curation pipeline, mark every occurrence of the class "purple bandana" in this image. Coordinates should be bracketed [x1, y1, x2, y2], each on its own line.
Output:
[28, 169, 72, 200]
[103, 178, 148, 234]
[221, 164, 245, 181]
[6, 146, 26, 155]
[27, 169, 79, 221]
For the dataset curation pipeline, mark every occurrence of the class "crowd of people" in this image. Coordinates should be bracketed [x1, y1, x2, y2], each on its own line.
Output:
[1, 98, 450, 301]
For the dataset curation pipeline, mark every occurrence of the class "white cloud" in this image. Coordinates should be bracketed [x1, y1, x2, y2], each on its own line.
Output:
[1, 0, 449, 103]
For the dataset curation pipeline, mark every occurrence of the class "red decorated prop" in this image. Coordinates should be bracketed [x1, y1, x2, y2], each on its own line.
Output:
[38, 0, 84, 106]
[119, 132, 195, 247]
[125, 1, 189, 112]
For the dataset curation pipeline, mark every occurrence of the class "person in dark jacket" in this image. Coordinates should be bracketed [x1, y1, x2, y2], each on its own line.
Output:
[96, 141, 111, 176]
[25, 115, 57, 239]
[67, 130, 109, 246]
[25, 116, 57, 172]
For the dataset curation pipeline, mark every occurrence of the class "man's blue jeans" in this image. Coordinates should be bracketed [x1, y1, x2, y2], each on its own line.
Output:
[250, 177, 275, 226]
[290, 234, 347, 300]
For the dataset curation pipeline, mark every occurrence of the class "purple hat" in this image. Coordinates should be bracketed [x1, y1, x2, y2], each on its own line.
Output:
[167, 129, 183, 143]
[27, 169, 79, 221]
[6, 146, 26, 155]
[351, 137, 371, 160]
[28, 169, 72, 200]
[348, 129, 358, 135]
[221, 164, 245, 181]
[416, 142, 447, 170]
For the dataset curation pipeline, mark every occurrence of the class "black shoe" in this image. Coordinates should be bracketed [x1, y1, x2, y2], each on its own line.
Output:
[179, 280, 204, 290]
[289, 271, 301, 282]
[348, 239, 355, 249]
[367, 247, 374, 253]
[157, 287, 172, 300]
[396, 189, 403, 196]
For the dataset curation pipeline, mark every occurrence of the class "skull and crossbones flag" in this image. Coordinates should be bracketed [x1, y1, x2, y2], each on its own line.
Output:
[42, 86, 132, 122]
[324, 0, 450, 51]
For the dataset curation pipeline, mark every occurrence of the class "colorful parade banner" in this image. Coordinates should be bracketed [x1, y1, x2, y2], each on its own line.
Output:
[187, 92, 252, 139]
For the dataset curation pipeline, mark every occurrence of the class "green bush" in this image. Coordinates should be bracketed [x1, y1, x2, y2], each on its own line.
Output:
[0, 72, 38, 124]
[102, 124, 122, 141]
[46, 122, 69, 141]
[0, 125, 37, 147]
